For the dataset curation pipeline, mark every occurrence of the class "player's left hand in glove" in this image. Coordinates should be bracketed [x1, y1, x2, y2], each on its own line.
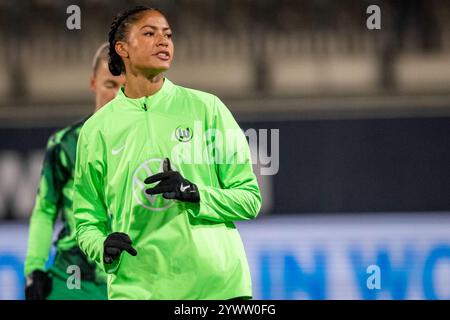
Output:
[25, 270, 52, 300]
[144, 158, 200, 203]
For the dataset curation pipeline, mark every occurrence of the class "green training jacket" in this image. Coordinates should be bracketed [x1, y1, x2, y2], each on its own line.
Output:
[73, 78, 262, 299]
[25, 117, 106, 284]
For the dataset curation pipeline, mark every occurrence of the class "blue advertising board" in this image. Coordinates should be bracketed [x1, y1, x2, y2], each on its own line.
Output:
[1, 214, 449, 300]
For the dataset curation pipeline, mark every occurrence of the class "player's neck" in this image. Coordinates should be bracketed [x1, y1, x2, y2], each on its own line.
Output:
[124, 72, 164, 99]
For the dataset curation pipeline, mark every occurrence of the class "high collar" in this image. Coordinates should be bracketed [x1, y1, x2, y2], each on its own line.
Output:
[116, 77, 175, 110]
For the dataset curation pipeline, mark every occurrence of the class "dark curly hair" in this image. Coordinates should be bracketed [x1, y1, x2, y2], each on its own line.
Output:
[108, 5, 162, 76]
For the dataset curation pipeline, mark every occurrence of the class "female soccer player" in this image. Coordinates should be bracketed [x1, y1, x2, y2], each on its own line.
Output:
[24, 43, 125, 300]
[73, 6, 262, 300]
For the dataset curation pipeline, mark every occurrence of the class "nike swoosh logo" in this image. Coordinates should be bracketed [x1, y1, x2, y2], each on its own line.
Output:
[180, 183, 190, 192]
[112, 145, 126, 155]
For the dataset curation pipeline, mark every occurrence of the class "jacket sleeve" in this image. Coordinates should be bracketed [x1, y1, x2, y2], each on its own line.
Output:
[184, 96, 262, 222]
[24, 136, 67, 276]
[73, 128, 115, 273]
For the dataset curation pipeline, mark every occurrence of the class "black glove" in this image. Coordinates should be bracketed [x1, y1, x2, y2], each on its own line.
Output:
[103, 232, 138, 264]
[25, 270, 52, 300]
[144, 158, 200, 203]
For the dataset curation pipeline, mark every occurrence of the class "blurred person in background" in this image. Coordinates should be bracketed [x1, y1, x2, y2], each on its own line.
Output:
[73, 6, 261, 300]
[24, 43, 126, 300]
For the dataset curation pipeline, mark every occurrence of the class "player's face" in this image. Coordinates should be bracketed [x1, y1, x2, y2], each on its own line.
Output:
[90, 60, 126, 111]
[124, 10, 174, 75]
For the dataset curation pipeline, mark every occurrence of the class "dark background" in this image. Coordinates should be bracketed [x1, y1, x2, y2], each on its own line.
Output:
[2, 115, 450, 218]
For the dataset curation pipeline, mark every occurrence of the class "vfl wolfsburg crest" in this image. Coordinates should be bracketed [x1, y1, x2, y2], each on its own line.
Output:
[132, 158, 178, 211]
[175, 126, 193, 142]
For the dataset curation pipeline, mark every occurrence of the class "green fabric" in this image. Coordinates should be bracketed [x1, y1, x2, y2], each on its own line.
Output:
[47, 265, 107, 300]
[24, 117, 106, 285]
[51, 246, 107, 283]
[73, 78, 262, 300]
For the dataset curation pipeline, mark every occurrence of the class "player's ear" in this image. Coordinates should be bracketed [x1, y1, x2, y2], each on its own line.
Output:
[115, 41, 129, 59]
[89, 75, 96, 93]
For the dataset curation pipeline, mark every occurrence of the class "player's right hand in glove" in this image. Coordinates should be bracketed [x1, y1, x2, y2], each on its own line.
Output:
[103, 232, 138, 264]
[25, 270, 52, 300]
